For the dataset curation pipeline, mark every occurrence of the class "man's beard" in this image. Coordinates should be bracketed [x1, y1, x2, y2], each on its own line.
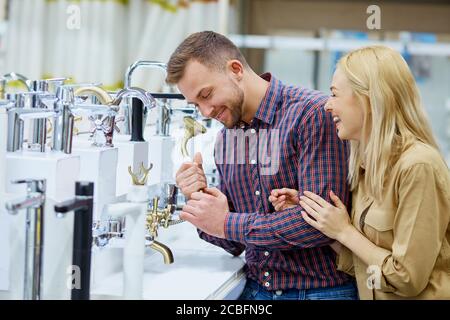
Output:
[223, 82, 244, 129]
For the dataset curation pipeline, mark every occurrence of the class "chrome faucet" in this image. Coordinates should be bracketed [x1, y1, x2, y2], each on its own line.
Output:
[50, 83, 106, 153]
[73, 86, 122, 147]
[5, 179, 46, 300]
[92, 217, 126, 248]
[7, 93, 56, 153]
[26, 78, 68, 94]
[111, 87, 157, 141]
[0, 73, 31, 99]
[123, 61, 175, 136]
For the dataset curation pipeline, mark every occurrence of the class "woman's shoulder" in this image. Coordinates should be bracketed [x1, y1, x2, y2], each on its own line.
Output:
[397, 142, 446, 168]
[396, 141, 450, 189]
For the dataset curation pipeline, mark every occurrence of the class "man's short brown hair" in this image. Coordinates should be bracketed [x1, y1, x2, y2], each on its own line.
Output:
[166, 31, 249, 84]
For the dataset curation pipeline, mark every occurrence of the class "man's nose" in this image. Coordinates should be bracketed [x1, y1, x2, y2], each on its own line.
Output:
[199, 104, 215, 118]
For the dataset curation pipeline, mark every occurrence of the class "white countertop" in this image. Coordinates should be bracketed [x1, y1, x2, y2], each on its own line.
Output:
[91, 222, 246, 300]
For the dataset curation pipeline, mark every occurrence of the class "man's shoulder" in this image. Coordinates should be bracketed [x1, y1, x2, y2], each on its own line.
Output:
[281, 84, 330, 120]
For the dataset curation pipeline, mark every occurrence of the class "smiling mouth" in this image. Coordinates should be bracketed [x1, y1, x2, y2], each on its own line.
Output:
[216, 108, 226, 121]
[333, 116, 341, 125]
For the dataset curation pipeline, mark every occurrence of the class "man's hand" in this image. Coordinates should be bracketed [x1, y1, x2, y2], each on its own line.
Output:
[268, 188, 299, 211]
[180, 187, 229, 238]
[175, 152, 207, 199]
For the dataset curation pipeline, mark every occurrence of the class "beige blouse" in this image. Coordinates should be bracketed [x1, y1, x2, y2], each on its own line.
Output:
[337, 142, 450, 299]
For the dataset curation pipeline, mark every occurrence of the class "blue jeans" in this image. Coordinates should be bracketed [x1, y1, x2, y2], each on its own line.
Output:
[238, 278, 359, 300]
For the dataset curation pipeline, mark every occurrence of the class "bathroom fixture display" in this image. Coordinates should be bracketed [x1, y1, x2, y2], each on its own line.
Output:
[54, 181, 94, 300]
[5, 179, 46, 300]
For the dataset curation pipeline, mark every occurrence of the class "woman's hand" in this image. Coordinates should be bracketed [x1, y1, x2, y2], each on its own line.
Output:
[268, 188, 299, 211]
[299, 190, 352, 242]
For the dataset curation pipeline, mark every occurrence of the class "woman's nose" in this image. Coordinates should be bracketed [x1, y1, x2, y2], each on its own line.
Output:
[324, 99, 332, 112]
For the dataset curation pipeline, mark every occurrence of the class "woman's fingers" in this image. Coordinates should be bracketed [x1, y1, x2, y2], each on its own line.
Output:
[299, 200, 321, 221]
[300, 195, 324, 213]
[303, 191, 331, 208]
[301, 211, 320, 229]
[330, 190, 346, 210]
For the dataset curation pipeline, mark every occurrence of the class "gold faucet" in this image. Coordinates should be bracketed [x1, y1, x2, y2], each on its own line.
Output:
[146, 197, 175, 264]
[146, 197, 172, 238]
[74, 86, 114, 106]
[127, 162, 152, 186]
[148, 240, 174, 265]
[181, 116, 206, 158]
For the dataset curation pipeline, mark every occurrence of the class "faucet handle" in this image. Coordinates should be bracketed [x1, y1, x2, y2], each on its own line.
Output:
[12, 179, 46, 194]
[128, 162, 153, 186]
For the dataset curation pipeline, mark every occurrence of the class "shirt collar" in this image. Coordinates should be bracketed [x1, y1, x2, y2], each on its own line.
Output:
[253, 73, 283, 125]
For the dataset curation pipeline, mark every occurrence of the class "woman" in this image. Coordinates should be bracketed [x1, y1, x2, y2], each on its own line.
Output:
[269, 45, 450, 300]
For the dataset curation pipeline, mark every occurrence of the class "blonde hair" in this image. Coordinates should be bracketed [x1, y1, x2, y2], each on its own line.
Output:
[338, 45, 440, 200]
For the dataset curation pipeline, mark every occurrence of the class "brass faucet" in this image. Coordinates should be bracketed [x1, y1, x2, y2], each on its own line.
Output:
[146, 197, 176, 264]
[148, 240, 174, 264]
[146, 197, 172, 238]
[181, 116, 207, 158]
[74, 86, 114, 106]
[127, 162, 152, 186]
[127, 162, 177, 264]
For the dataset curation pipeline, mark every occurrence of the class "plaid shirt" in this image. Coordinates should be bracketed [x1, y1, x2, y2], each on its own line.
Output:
[198, 73, 352, 290]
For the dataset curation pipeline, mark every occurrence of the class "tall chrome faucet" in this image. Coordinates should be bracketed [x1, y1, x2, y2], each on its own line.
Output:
[112, 87, 157, 141]
[123, 61, 175, 136]
[5, 179, 46, 300]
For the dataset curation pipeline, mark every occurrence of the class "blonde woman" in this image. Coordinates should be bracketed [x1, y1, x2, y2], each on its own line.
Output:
[269, 45, 450, 300]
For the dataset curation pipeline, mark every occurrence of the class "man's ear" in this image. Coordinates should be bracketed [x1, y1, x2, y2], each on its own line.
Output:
[227, 59, 244, 81]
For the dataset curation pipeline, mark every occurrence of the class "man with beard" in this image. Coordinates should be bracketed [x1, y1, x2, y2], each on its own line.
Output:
[166, 31, 357, 300]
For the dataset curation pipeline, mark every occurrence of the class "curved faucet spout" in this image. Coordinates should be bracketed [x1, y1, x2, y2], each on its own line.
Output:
[74, 87, 116, 110]
[148, 240, 174, 265]
[1, 72, 31, 99]
[124, 61, 167, 89]
[2, 72, 31, 90]
[111, 87, 157, 109]
[112, 87, 157, 142]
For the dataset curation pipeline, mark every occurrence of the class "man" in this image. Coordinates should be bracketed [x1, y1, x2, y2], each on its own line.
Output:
[166, 31, 357, 300]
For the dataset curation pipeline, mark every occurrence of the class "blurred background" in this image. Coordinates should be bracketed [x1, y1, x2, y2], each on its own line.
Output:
[0, 0, 449, 163]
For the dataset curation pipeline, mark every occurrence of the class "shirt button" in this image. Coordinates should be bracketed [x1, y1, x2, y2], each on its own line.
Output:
[250, 159, 257, 165]
[255, 190, 260, 196]
[264, 282, 270, 287]
[264, 251, 269, 257]
[275, 290, 283, 296]
[264, 272, 269, 277]
[250, 129, 256, 134]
